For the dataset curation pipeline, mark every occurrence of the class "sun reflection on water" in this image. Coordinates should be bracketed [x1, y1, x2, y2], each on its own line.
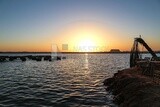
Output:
[84, 53, 88, 69]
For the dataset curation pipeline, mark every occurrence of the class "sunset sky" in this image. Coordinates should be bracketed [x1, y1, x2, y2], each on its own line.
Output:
[0, 0, 160, 52]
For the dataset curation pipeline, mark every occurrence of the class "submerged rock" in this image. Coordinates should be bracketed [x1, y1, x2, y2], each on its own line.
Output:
[104, 67, 160, 107]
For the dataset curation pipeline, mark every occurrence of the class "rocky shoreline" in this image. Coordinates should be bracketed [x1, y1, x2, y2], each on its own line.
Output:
[104, 67, 160, 107]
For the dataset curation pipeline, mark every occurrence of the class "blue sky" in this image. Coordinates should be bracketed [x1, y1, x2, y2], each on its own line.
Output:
[0, 0, 160, 51]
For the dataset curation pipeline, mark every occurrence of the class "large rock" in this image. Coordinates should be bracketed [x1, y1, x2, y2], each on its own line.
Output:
[104, 67, 160, 107]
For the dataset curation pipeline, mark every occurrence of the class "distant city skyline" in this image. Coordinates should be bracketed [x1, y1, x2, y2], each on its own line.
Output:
[0, 0, 160, 52]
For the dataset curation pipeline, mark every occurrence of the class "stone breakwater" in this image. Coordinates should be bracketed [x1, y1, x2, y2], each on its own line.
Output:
[103, 67, 160, 107]
[0, 55, 66, 62]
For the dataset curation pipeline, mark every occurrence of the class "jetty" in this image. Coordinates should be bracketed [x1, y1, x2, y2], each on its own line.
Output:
[0, 55, 66, 62]
[0, 45, 66, 62]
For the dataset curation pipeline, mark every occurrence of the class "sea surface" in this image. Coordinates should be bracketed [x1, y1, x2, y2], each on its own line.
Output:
[0, 53, 130, 107]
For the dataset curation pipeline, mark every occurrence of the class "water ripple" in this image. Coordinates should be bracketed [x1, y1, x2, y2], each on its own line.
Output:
[0, 54, 129, 107]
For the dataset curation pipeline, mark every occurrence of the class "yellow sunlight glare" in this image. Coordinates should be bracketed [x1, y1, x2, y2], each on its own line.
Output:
[78, 39, 95, 52]
[52, 22, 113, 52]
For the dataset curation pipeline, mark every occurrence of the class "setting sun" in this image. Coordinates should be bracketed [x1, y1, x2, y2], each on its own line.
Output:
[52, 22, 110, 52]
[78, 39, 95, 47]
[77, 39, 95, 52]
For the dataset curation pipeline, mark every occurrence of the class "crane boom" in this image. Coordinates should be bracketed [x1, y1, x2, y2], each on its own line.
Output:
[130, 37, 157, 67]
[135, 38, 157, 58]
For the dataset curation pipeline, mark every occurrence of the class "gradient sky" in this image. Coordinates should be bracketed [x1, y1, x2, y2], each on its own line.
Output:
[0, 0, 160, 52]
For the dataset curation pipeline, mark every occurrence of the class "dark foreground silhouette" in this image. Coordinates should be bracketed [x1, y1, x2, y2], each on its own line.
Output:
[104, 67, 160, 107]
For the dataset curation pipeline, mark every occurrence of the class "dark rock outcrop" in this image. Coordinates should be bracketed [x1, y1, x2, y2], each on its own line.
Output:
[104, 67, 160, 107]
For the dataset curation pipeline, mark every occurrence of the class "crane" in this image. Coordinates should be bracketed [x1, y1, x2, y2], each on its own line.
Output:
[130, 37, 158, 67]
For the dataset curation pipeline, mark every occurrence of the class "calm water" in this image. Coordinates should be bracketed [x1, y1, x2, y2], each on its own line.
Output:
[0, 54, 130, 107]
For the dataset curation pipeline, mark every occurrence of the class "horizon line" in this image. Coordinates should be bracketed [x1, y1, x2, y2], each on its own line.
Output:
[0, 51, 160, 54]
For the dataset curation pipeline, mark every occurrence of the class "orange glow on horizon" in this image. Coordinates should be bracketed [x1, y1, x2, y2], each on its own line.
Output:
[52, 22, 116, 52]
[1, 22, 159, 52]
